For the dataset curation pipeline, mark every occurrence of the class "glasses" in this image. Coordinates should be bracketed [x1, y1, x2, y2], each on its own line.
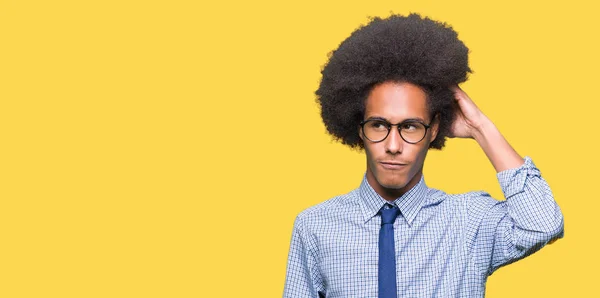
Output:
[360, 118, 433, 144]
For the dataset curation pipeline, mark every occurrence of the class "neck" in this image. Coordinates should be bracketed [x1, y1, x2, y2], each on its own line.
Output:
[366, 168, 423, 202]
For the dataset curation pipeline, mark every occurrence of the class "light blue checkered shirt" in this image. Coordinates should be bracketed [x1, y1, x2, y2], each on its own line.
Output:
[283, 157, 564, 297]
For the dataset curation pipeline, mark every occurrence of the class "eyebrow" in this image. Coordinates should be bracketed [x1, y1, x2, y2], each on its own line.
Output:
[365, 116, 427, 123]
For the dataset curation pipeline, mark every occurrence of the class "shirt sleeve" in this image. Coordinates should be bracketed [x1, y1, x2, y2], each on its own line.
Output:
[468, 156, 564, 276]
[283, 214, 323, 298]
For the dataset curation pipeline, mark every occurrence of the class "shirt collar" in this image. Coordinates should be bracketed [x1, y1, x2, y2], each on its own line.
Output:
[358, 173, 429, 226]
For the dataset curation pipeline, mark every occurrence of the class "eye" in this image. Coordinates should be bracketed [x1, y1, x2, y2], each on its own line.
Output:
[368, 120, 388, 131]
[401, 123, 418, 131]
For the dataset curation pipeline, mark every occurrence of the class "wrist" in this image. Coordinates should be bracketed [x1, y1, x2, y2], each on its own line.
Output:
[471, 117, 496, 142]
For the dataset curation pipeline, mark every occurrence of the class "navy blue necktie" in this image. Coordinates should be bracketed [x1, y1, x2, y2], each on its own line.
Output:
[379, 204, 400, 298]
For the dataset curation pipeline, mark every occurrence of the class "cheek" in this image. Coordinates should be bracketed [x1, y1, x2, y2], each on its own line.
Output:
[364, 145, 381, 171]
[401, 145, 429, 177]
[410, 147, 430, 174]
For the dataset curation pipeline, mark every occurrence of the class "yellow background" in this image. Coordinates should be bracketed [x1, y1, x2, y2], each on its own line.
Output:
[1, 0, 598, 297]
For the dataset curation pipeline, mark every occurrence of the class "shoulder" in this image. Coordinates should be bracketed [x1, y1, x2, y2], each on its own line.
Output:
[425, 187, 501, 212]
[293, 188, 360, 229]
[425, 187, 506, 231]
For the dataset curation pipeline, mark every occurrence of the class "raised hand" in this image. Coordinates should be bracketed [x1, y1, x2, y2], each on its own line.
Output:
[448, 85, 489, 139]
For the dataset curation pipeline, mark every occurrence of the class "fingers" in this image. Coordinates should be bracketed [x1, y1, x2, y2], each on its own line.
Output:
[450, 85, 467, 104]
[451, 85, 473, 104]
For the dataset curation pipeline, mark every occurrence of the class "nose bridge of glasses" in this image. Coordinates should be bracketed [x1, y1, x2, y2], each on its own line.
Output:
[387, 123, 404, 144]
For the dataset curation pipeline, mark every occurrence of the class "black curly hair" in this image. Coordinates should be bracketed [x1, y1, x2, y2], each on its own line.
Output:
[316, 13, 471, 150]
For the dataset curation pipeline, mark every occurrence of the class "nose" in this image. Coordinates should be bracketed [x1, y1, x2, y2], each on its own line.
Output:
[385, 126, 404, 154]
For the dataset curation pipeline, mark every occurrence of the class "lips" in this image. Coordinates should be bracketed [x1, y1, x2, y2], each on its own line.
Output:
[380, 161, 408, 170]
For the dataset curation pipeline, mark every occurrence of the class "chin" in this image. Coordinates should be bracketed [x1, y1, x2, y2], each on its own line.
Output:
[377, 175, 408, 190]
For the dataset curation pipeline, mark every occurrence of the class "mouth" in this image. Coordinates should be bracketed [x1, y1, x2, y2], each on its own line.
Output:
[379, 161, 408, 170]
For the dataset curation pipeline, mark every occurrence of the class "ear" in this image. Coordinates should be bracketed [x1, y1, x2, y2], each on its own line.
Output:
[430, 114, 440, 141]
[358, 125, 364, 141]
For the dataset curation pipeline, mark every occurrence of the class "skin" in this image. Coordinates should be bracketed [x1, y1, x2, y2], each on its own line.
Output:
[359, 81, 439, 202]
[359, 81, 524, 202]
[449, 85, 524, 173]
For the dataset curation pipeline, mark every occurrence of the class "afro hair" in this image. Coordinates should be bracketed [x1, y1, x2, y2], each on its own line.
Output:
[316, 13, 472, 150]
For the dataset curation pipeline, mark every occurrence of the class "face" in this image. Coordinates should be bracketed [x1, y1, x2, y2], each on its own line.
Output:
[359, 81, 439, 202]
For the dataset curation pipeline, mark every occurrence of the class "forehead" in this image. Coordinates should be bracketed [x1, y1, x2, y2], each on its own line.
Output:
[364, 81, 429, 122]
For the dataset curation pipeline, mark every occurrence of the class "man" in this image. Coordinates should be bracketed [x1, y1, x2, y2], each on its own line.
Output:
[283, 13, 564, 298]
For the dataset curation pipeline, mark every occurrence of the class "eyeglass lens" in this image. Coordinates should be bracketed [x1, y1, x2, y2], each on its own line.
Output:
[363, 120, 426, 143]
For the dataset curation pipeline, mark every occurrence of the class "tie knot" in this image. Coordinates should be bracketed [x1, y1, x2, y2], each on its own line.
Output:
[380, 205, 400, 225]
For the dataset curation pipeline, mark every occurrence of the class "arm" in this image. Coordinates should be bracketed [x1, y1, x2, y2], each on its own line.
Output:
[451, 86, 564, 274]
[449, 85, 524, 172]
[471, 118, 524, 173]
[283, 215, 322, 298]
[467, 157, 564, 275]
